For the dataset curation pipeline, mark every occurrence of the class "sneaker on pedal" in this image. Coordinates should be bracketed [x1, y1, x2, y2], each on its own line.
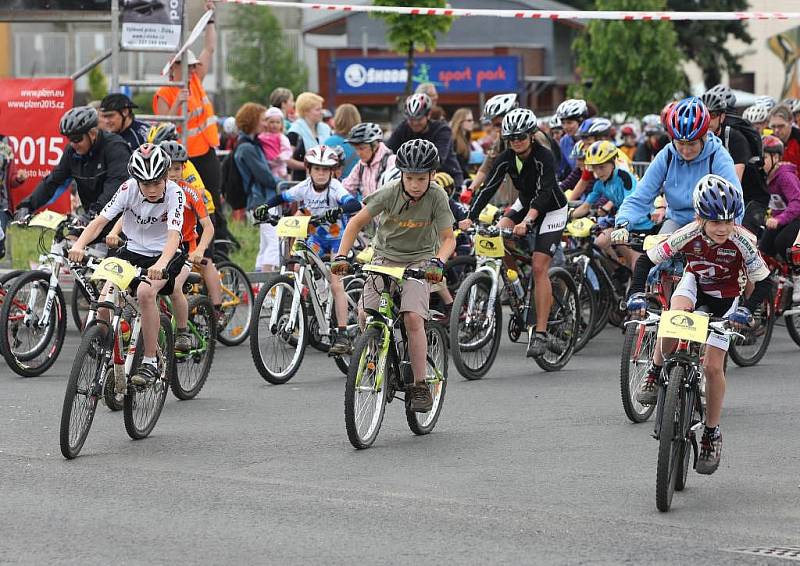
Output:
[131, 362, 159, 387]
[406, 383, 433, 413]
[696, 427, 722, 475]
[328, 330, 352, 356]
[635, 364, 661, 405]
[526, 332, 547, 358]
[175, 331, 192, 353]
[793, 275, 800, 304]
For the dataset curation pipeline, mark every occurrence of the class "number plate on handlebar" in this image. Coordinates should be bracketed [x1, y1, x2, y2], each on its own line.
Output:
[475, 234, 505, 257]
[363, 264, 407, 280]
[478, 204, 499, 225]
[90, 257, 138, 290]
[565, 218, 595, 238]
[276, 216, 311, 238]
[656, 310, 709, 343]
[28, 210, 68, 231]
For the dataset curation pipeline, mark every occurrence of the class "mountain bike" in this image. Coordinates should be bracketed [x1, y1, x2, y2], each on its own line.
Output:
[250, 213, 363, 384]
[214, 259, 253, 346]
[630, 311, 742, 512]
[449, 224, 579, 378]
[344, 263, 448, 449]
[562, 217, 598, 352]
[59, 256, 173, 459]
[0, 211, 103, 377]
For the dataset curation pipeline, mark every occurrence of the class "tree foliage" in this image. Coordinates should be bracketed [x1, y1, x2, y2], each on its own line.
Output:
[571, 0, 685, 116]
[667, 0, 752, 88]
[372, 0, 453, 95]
[228, 5, 308, 109]
[87, 62, 108, 102]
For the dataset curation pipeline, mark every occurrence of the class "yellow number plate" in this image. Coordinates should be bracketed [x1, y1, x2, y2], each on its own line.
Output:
[276, 216, 311, 238]
[478, 204, 499, 225]
[28, 210, 67, 230]
[363, 264, 407, 280]
[474, 234, 505, 257]
[566, 218, 595, 238]
[355, 246, 375, 264]
[643, 234, 669, 251]
[657, 310, 709, 343]
[90, 257, 138, 290]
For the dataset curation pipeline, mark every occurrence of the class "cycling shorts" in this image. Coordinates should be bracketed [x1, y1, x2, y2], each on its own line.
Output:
[113, 247, 186, 296]
[507, 205, 568, 257]
[672, 272, 738, 351]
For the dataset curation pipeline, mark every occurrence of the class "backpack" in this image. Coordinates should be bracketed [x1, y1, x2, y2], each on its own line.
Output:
[221, 147, 247, 210]
[723, 115, 763, 168]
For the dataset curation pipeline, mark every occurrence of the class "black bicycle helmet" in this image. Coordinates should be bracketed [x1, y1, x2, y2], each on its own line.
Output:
[395, 139, 439, 173]
[59, 106, 99, 137]
[501, 108, 538, 138]
[100, 93, 138, 113]
[159, 140, 189, 163]
[146, 122, 179, 145]
[346, 122, 383, 144]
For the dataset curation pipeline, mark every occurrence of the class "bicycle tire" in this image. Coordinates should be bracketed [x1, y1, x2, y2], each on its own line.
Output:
[170, 294, 216, 400]
[333, 282, 363, 376]
[590, 264, 613, 338]
[619, 323, 657, 423]
[215, 261, 254, 346]
[728, 296, 774, 367]
[250, 275, 308, 384]
[406, 322, 449, 435]
[572, 268, 596, 354]
[786, 312, 800, 347]
[70, 277, 95, 333]
[0, 270, 67, 377]
[444, 255, 477, 296]
[534, 267, 579, 372]
[656, 364, 689, 512]
[674, 386, 698, 493]
[59, 324, 108, 459]
[123, 315, 173, 440]
[449, 271, 501, 380]
[103, 364, 124, 412]
[344, 327, 390, 449]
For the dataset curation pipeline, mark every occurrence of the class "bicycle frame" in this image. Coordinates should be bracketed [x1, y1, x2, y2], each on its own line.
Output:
[159, 295, 208, 360]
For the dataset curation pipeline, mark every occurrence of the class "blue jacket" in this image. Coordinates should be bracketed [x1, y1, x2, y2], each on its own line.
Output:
[616, 133, 743, 228]
[323, 134, 358, 177]
[559, 134, 576, 177]
[586, 168, 653, 231]
[234, 133, 277, 210]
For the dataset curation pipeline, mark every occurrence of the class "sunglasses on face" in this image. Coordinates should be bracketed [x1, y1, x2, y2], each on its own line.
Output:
[503, 133, 529, 142]
[68, 135, 86, 144]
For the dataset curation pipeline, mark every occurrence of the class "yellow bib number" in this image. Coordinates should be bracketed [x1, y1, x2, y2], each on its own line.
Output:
[566, 218, 595, 238]
[276, 216, 311, 238]
[657, 310, 709, 343]
[478, 204, 499, 225]
[363, 264, 407, 280]
[28, 210, 67, 230]
[474, 234, 505, 257]
[90, 257, 138, 290]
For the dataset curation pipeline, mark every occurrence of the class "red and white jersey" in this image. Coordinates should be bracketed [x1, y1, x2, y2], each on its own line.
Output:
[646, 221, 770, 298]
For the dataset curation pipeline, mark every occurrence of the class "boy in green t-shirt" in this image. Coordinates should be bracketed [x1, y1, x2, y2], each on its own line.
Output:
[331, 139, 456, 413]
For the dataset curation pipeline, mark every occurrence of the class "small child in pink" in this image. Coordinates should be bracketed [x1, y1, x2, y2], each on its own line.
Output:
[258, 107, 292, 180]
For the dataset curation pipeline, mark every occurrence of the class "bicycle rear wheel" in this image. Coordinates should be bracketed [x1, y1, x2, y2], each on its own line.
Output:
[535, 267, 579, 372]
[344, 327, 390, 449]
[59, 324, 108, 459]
[171, 295, 216, 400]
[407, 322, 448, 435]
[449, 271, 501, 380]
[656, 364, 690, 512]
[215, 261, 254, 346]
[620, 323, 657, 423]
[250, 275, 308, 384]
[123, 315, 173, 440]
[728, 296, 774, 367]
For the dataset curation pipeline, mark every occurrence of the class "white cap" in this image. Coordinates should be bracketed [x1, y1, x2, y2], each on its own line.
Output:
[176, 49, 200, 66]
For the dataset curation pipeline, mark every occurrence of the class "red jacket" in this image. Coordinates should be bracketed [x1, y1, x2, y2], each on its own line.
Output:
[782, 127, 800, 179]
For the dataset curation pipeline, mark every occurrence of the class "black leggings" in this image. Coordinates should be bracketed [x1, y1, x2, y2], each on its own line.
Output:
[759, 218, 800, 260]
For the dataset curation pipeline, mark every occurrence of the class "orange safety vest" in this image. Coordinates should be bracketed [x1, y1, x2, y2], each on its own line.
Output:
[153, 73, 220, 158]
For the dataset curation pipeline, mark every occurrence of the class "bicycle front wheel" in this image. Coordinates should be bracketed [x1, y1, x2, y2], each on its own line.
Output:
[0, 270, 67, 377]
[449, 271, 501, 380]
[70, 276, 96, 333]
[656, 364, 690, 512]
[572, 269, 596, 354]
[250, 276, 308, 384]
[59, 324, 109, 459]
[620, 323, 657, 424]
[215, 261, 254, 346]
[535, 267, 579, 372]
[333, 280, 364, 376]
[171, 294, 216, 400]
[124, 315, 173, 440]
[407, 322, 449, 435]
[344, 327, 391, 449]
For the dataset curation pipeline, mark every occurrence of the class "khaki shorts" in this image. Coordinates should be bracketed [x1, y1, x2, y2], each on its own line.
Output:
[360, 257, 430, 319]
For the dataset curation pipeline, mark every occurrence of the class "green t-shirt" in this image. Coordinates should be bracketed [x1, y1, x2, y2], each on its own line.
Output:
[364, 179, 455, 263]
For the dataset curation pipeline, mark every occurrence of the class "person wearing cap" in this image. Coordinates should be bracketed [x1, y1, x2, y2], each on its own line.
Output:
[153, 1, 222, 219]
[99, 93, 150, 151]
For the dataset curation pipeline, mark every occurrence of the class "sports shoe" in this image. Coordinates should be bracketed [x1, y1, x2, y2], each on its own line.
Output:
[175, 331, 192, 353]
[696, 427, 722, 475]
[406, 383, 433, 413]
[131, 362, 159, 387]
[526, 333, 547, 358]
[792, 275, 800, 304]
[328, 330, 352, 356]
[635, 363, 661, 405]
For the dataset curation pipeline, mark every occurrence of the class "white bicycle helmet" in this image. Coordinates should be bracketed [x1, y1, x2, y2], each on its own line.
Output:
[501, 108, 538, 138]
[128, 143, 171, 182]
[482, 93, 518, 120]
[754, 95, 777, 110]
[548, 115, 563, 129]
[587, 117, 613, 136]
[556, 98, 588, 120]
[742, 104, 770, 125]
[378, 167, 401, 189]
[404, 93, 433, 119]
[304, 145, 339, 168]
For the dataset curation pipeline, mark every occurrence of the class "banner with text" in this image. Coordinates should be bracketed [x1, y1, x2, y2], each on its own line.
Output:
[121, 0, 184, 51]
[0, 78, 74, 214]
[335, 56, 519, 95]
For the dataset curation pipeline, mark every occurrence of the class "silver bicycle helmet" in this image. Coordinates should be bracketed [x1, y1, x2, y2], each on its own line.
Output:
[742, 104, 770, 125]
[59, 106, 99, 137]
[345, 122, 383, 145]
[482, 93, 519, 120]
[556, 98, 588, 120]
[159, 140, 189, 163]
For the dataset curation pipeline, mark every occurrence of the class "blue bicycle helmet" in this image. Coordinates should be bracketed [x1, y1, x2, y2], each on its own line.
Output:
[666, 97, 710, 142]
[693, 174, 743, 221]
[577, 118, 595, 137]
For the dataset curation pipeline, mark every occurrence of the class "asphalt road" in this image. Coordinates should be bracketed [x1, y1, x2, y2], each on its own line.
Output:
[2, 318, 799, 565]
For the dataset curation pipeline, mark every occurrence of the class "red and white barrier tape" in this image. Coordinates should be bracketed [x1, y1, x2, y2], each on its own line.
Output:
[217, 0, 800, 21]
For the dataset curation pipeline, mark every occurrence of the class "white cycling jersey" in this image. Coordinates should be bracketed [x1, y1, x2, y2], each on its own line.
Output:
[278, 178, 353, 216]
[100, 178, 184, 257]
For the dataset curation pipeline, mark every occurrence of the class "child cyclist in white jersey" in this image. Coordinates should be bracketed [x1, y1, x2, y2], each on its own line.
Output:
[69, 143, 186, 387]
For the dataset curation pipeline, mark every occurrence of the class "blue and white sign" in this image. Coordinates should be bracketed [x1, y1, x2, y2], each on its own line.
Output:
[335, 56, 519, 95]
